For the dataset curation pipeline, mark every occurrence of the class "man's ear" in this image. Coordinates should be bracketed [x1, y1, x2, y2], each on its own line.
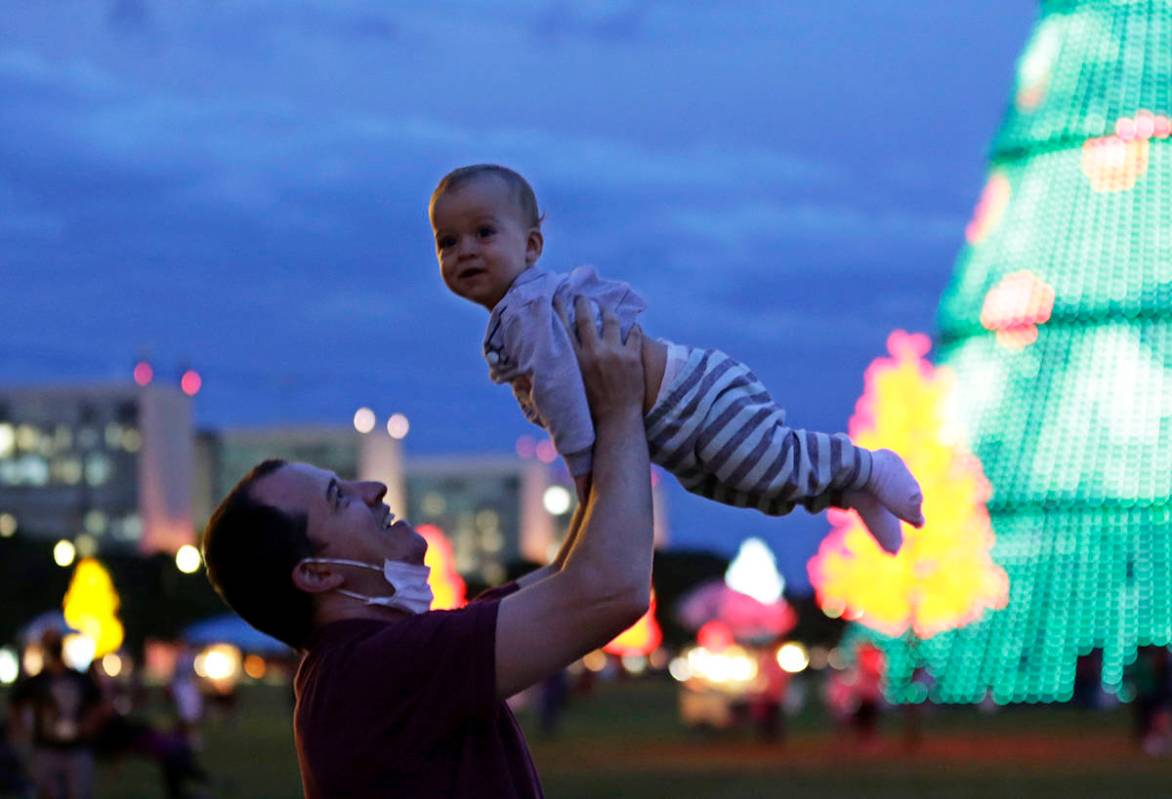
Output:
[525, 228, 544, 266]
[291, 560, 345, 595]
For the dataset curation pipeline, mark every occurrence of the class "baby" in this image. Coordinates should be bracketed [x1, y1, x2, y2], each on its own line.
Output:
[429, 164, 924, 553]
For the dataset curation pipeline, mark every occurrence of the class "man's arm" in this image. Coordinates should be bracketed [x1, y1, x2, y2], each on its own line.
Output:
[515, 499, 587, 589]
[495, 300, 653, 699]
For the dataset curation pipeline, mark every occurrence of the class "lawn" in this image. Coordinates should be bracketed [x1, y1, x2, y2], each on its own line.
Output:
[22, 677, 1172, 798]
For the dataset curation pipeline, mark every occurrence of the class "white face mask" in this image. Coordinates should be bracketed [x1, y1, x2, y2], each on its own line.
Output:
[301, 557, 434, 615]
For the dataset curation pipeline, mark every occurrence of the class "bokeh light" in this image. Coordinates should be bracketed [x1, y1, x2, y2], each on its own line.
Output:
[133, 361, 153, 387]
[724, 538, 784, 604]
[542, 485, 572, 516]
[535, 439, 557, 464]
[352, 407, 376, 434]
[776, 642, 810, 674]
[175, 544, 202, 574]
[101, 653, 123, 678]
[195, 644, 241, 682]
[180, 368, 202, 397]
[53, 539, 76, 568]
[386, 413, 410, 439]
[243, 654, 267, 680]
[0, 649, 17, 685]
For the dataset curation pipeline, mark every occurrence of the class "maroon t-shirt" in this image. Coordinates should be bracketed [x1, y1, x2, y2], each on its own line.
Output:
[294, 584, 543, 798]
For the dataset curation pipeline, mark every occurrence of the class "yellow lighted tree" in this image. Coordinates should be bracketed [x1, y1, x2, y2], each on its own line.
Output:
[807, 331, 1008, 639]
[62, 558, 124, 657]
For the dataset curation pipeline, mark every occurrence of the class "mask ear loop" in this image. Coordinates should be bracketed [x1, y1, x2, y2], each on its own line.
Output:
[299, 559, 388, 604]
[299, 558, 405, 606]
[335, 588, 388, 605]
[300, 557, 381, 572]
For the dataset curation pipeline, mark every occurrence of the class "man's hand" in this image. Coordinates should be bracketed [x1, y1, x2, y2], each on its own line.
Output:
[555, 295, 644, 422]
[495, 295, 653, 700]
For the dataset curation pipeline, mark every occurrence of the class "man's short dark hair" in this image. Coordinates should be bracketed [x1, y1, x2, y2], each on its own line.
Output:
[202, 459, 321, 650]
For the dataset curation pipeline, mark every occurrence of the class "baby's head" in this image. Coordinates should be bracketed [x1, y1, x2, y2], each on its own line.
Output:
[429, 164, 544, 311]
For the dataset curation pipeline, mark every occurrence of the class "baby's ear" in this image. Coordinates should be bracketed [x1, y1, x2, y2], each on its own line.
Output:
[526, 228, 544, 265]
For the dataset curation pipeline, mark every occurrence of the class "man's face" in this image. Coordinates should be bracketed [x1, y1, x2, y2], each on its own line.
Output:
[431, 175, 541, 310]
[252, 463, 427, 567]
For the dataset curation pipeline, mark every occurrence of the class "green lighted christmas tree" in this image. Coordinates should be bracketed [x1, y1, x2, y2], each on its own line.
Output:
[877, 0, 1172, 703]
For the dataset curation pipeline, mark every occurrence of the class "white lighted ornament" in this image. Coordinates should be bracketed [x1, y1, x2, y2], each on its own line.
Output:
[724, 537, 784, 604]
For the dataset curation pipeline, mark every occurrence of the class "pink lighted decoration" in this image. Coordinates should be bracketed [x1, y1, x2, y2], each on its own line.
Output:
[514, 435, 536, 459]
[133, 361, 153, 387]
[676, 580, 797, 641]
[1116, 110, 1170, 141]
[696, 620, 735, 652]
[180, 369, 202, 397]
[1081, 114, 1163, 192]
[535, 439, 557, 464]
[979, 271, 1056, 350]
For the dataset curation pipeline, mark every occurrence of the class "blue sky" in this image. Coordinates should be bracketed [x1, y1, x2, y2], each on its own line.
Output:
[1, 1, 1038, 589]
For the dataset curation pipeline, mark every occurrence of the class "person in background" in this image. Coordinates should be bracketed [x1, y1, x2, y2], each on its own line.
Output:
[8, 629, 109, 799]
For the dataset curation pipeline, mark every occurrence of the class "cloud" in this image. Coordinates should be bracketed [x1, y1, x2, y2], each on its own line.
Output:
[662, 201, 964, 250]
[108, 0, 153, 34]
[531, 1, 651, 43]
[0, 49, 119, 96]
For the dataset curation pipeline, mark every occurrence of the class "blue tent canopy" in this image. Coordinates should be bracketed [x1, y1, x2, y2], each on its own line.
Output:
[183, 614, 292, 656]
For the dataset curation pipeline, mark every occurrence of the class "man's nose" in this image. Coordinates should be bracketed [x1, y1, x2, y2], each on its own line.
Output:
[359, 481, 388, 506]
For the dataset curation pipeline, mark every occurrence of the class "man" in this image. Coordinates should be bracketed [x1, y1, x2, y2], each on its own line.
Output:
[202, 300, 653, 797]
[8, 629, 108, 799]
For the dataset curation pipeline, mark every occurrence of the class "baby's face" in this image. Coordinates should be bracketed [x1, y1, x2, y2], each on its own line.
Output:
[431, 176, 542, 311]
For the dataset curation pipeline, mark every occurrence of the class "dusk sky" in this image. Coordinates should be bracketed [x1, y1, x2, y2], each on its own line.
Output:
[1, 1, 1038, 589]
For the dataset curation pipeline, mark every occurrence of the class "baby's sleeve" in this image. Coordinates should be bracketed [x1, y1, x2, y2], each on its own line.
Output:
[566, 265, 647, 337]
[502, 299, 595, 476]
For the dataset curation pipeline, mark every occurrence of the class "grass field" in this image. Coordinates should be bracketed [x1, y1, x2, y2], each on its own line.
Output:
[24, 677, 1172, 798]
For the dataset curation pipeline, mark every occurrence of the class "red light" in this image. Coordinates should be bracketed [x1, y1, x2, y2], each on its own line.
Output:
[515, 435, 536, 459]
[535, 439, 557, 464]
[180, 369, 202, 397]
[133, 362, 153, 387]
[697, 620, 735, 652]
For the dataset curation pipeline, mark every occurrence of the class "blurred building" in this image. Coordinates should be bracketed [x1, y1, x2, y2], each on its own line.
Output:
[405, 454, 671, 586]
[0, 383, 672, 582]
[404, 455, 557, 585]
[194, 424, 406, 530]
[0, 383, 194, 554]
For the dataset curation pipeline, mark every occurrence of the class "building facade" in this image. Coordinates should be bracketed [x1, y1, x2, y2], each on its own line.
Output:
[0, 385, 670, 583]
[196, 425, 405, 530]
[0, 384, 194, 554]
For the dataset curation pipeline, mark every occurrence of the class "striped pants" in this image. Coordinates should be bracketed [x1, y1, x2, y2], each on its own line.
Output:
[645, 345, 873, 515]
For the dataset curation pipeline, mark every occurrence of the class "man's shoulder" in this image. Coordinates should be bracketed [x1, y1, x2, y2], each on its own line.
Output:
[304, 603, 501, 663]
